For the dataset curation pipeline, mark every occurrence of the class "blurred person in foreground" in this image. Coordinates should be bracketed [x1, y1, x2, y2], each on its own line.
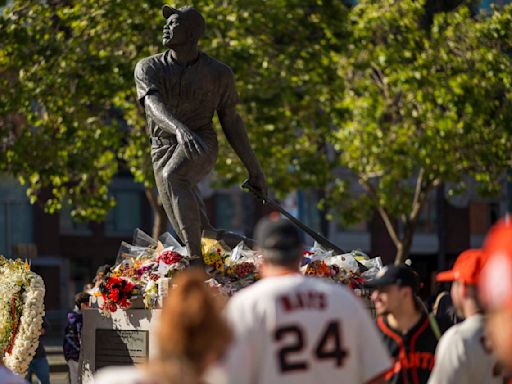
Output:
[94, 269, 231, 384]
[480, 218, 512, 374]
[222, 217, 390, 384]
[0, 364, 27, 384]
[64, 291, 90, 384]
[428, 249, 506, 383]
[367, 265, 439, 384]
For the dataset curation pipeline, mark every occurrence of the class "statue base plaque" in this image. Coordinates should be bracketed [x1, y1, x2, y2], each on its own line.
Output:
[78, 308, 161, 384]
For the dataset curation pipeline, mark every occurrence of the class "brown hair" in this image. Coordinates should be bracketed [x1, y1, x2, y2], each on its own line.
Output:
[155, 269, 232, 377]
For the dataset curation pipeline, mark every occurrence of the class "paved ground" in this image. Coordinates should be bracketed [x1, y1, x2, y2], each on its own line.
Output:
[51, 372, 68, 384]
[27, 372, 68, 384]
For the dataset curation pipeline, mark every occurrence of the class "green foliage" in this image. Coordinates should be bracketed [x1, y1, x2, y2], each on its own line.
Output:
[0, 0, 348, 220]
[0, 0, 162, 220]
[0, 0, 510, 260]
[329, 0, 512, 260]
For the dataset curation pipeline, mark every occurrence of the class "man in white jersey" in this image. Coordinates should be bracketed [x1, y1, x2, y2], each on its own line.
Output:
[428, 249, 507, 384]
[223, 217, 391, 384]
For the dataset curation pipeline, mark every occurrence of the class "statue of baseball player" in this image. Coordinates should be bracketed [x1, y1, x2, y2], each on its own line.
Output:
[135, 5, 267, 264]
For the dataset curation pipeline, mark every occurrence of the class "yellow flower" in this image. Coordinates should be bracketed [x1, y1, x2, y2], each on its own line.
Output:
[215, 260, 225, 273]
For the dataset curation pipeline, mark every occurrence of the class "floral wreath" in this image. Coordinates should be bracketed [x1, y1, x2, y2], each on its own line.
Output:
[0, 256, 45, 376]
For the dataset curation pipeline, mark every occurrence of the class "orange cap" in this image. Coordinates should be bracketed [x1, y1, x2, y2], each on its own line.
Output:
[480, 218, 512, 310]
[437, 248, 483, 285]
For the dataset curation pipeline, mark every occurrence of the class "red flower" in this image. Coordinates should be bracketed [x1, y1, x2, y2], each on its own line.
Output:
[157, 250, 183, 265]
[101, 301, 117, 312]
[119, 297, 131, 308]
[108, 288, 120, 302]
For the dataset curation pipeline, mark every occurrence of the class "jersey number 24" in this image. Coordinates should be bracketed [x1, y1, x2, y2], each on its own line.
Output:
[274, 320, 348, 373]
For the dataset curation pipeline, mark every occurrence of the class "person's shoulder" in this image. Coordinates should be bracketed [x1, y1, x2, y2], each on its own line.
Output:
[201, 52, 234, 76]
[67, 310, 80, 321]
[437, 321, 466, 351]
[450, 316, 484, 343]
[135, 52, 166, 73]
[229, 275, 305, 304]
[230, 278, 276, 301]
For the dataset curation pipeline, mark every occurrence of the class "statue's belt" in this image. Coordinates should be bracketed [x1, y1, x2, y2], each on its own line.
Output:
[150, 137, 174, 146]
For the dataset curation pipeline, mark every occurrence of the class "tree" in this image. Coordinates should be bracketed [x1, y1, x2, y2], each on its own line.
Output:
[328, 0, 512, 263]
[0, 0, 349, 238]
[0, 0, 162, 224]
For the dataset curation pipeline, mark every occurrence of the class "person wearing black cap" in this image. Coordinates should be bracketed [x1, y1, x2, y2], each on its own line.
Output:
[221, 217, 391, 384]
[367, 265, 439, 384]
[134, 5, 267, 264]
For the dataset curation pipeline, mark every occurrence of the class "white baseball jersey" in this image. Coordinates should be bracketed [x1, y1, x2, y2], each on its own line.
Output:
[427, 314, 506, 384]
[223, 274, 391, 384]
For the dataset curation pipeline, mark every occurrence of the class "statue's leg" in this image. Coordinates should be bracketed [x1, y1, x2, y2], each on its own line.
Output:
[162, 131, 218, 265]
[151, 144, 185, 242]
[193, 185, 215, 231]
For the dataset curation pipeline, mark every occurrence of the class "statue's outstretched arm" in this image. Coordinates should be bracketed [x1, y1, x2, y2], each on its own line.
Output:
[218, 105, 267, 196]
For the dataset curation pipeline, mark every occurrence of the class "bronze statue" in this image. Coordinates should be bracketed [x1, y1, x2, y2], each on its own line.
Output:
[135, 5, 267, 265]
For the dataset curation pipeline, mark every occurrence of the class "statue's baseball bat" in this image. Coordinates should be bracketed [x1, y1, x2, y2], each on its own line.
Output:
[241, 180, 347, 255]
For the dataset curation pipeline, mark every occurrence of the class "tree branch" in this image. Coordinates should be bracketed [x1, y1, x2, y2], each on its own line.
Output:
[360, 178, 402, 249]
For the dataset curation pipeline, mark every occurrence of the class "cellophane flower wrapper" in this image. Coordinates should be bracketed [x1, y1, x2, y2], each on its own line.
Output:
[132, 228, 158, 249]
[158, 232, 187, 256]
[225, 242, 260, 280]
[115, 241, 155, 268]
[360, 256, 383, 280]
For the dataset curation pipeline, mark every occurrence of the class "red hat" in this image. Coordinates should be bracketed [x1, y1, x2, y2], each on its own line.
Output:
[437, 248, 483, 285]
[480, 218, 512, 310]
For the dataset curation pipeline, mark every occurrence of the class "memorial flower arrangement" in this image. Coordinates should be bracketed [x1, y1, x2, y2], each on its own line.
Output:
[0, 256, 45, 376]
[99, 276, 136, 314]
[97, 229, 383, 315]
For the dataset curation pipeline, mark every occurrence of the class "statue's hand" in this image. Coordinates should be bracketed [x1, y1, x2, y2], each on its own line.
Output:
[248, 171, 268, 198]
[175, 126, 208, 159]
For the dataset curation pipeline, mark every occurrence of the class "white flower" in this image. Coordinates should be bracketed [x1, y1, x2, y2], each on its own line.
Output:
[1, 259, 45, 376]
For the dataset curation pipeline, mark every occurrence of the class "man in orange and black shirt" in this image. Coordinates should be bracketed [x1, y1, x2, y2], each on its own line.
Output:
[366, 265, 438, 384]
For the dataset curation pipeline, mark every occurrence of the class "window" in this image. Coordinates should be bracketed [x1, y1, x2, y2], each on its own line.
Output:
[105, 178, 145, 236]
[60, 205, 92, 235]
[105, 190, 142, 235]
[0, 175, 34, 257]
[215, 193, 240, 230]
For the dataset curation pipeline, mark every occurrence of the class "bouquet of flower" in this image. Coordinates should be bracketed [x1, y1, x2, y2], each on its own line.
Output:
[99, 229, 383, 314]
[99, 276, 136, 314]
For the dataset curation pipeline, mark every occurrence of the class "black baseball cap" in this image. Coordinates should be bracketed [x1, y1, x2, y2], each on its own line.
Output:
[254, 217, 303, 265]
[364, 264, 420, 292]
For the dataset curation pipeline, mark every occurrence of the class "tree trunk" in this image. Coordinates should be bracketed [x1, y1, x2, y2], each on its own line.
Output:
[145, 187, 168, 240]
[394, 221, 417, 265]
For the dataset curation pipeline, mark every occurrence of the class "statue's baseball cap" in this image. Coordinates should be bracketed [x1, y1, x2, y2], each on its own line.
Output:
[254, 216, 303, 265]
[480, 218, 512, 310]
[436, 249, 483, 285]
[364, 264, 420, 293]
[162, 5, 205, 39]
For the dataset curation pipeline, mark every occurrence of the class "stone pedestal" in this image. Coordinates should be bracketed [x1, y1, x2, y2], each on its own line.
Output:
[78, 307, 161, 384]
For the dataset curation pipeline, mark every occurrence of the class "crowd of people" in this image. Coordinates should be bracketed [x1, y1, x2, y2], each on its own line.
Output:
[3, 215, 511, 384]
